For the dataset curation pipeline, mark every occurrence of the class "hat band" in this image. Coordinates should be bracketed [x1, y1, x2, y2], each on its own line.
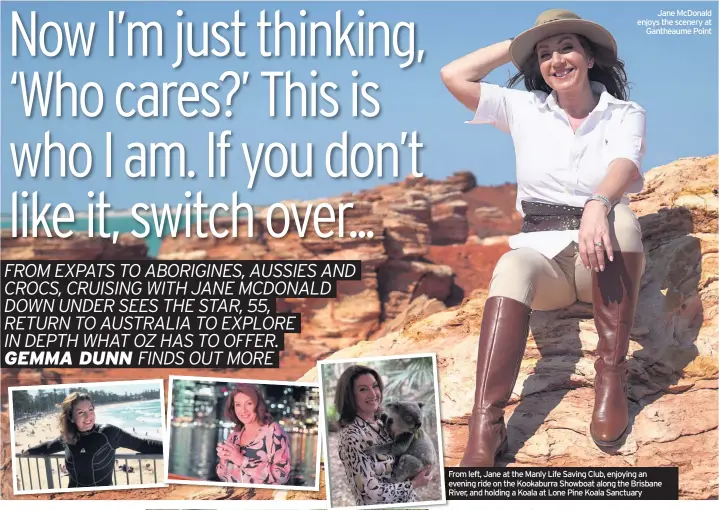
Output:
[539, 16, 580, 25]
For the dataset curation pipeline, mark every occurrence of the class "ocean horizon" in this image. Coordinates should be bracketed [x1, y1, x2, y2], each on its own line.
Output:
[94, 398, 163, 440]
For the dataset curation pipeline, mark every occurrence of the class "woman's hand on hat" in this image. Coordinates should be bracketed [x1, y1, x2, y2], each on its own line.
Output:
[579, 201, 614, 272]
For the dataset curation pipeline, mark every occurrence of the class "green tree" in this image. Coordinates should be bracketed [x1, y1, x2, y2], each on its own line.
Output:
[12, 390, 33, 416]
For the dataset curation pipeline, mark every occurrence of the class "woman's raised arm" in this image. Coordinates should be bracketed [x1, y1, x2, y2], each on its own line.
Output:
[440, 39, 513, 112]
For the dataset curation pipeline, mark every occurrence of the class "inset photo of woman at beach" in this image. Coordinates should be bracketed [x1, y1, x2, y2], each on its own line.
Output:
[9, 379, 166, 495]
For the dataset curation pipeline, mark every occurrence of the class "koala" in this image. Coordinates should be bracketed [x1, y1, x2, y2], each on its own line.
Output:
[364, 400, 436, 483]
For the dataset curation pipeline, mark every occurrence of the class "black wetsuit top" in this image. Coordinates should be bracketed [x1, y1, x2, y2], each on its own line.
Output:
[25, 424, 163, 488]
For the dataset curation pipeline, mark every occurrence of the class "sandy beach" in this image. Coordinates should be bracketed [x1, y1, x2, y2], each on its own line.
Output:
[12, 401, 165, 492]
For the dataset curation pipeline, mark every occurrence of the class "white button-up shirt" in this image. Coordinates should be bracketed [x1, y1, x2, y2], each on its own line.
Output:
[467, 80, 646, 259]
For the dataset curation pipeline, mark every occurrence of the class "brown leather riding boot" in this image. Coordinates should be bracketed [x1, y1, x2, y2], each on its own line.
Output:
[591, 250, 644, 447]
[460, 296, 531, 467]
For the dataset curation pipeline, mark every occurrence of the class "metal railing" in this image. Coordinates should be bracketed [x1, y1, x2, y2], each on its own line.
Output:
[14, 453, 164, 490]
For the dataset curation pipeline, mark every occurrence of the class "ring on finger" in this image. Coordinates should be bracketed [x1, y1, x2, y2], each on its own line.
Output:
[594, 241, 604, 248]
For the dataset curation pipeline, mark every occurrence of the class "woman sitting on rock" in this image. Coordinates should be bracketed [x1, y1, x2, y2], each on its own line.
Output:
[441, 9, 646, 466]
[335, 365, 432, 506]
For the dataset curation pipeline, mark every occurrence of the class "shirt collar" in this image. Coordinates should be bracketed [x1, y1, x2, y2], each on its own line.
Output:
[535, 81, 622, 113]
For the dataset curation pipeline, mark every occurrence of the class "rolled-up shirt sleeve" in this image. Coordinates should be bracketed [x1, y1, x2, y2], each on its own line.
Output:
[465, 82, 513, 133]
[606, 106, 647, 193]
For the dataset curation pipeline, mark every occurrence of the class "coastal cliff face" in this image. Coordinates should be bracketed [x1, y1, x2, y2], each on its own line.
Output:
[1, 156, 716, 501]
[0, 232, 149, 260]
[158, 171, 519, 356]
[0, 169, 519, 501]
[299, 155, 719, 500]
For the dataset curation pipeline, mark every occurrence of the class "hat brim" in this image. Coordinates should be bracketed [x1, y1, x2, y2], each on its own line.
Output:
[509, 19, 617, 69]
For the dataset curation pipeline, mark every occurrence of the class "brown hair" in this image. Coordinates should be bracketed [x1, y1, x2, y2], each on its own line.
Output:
[507, 34, 630, 100]
[224, 384, 273, 432]
[334, 365, 384, 427]
[59, 392, 94, 445]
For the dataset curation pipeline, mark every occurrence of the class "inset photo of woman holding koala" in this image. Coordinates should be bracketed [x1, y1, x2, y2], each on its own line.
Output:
[318, 353, 446, 509]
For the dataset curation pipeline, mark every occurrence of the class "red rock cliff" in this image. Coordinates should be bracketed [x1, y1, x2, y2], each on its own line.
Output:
[158, 171, 519, 357]
[299, 155, 719, 500]
[0, 170, 520, 501]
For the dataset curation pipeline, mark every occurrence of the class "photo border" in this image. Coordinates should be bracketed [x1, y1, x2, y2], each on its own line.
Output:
[317, 352, 447, 510]
[8, 378, 167, 496]
[164, 375, 323, 492]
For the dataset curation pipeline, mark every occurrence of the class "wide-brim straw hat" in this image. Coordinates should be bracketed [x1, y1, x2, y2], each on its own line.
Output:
[509, 9, 617, 69]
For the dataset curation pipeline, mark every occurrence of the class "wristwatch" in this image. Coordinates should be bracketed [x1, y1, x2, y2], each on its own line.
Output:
[585, 194, 614, 214]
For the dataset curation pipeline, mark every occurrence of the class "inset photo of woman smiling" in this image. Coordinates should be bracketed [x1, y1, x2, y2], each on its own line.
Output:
[165, 376, 321, 491]
[318, 353, 446, 509]
[9, 379, 165, 495]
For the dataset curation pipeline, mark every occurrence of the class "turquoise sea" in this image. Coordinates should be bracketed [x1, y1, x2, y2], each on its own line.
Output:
[94, 399, 163, 440]
[1, 213, 214, 258]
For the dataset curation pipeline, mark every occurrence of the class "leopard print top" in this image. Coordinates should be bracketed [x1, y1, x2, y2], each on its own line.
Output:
[338, 416, 417, 505]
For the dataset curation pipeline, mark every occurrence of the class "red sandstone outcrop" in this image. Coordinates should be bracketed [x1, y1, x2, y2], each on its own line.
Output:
[1, 171, 512, 361]
[0, 232, 149, 260]
[1, 156, 716, 502]
[158, 170, 512, 356]
[0, 169, 517, 501]
[464, 182, 523, 237]
[426, 243, 509, 306]
[299, 155, 719, 500]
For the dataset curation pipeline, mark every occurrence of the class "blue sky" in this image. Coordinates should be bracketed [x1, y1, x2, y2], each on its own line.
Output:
[2, 1, 717, 213]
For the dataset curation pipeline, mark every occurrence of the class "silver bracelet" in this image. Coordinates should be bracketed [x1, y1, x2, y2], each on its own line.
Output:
[586, 194, 613, 213]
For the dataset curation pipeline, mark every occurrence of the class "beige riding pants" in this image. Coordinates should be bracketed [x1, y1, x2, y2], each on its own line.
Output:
[488, 204, 645, 310]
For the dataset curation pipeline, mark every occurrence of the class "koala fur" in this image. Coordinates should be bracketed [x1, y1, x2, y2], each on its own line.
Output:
[364, 400, 436, 483]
